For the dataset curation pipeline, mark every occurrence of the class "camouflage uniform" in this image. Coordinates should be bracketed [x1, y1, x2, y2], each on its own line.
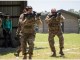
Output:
[45, 13, 65, 56]
[14, 13, 25, 56]
[14, 6, 29, 57]
[20, 13, 42, 59]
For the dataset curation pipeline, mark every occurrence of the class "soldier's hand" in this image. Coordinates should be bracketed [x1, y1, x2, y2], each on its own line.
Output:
[51, 16, 56, 20]
[16, 31, 19, 36]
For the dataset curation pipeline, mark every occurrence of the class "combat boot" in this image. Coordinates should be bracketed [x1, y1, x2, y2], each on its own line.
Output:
[59, 47, 64, 56]
[51, 51, 56, 57]
[23, 55, 27, 59]
[14, 52, 19, 57]
[29, 54, 32, 60]
[14, 49, 21, 57]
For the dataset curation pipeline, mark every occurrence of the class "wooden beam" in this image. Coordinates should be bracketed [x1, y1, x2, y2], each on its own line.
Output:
[13, 26, 18, 29]
[11, 16, 19, 18]
[0, 5, 21, 7]
[20, 1, 27, 13]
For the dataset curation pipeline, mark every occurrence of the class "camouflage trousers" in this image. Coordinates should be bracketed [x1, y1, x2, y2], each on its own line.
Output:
[16, 36, 22, 54]
[48, 31, 64, 52]
[21, 33, 35, 55]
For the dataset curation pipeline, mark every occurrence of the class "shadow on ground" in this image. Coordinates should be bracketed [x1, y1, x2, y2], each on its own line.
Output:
[0, 47, 48, 56]
[0, 48, 16, 55]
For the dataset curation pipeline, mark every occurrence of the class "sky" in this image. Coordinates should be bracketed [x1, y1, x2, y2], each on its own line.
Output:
[28, 0, 80, 12]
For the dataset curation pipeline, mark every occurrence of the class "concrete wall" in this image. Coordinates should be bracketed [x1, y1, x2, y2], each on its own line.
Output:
[62, 13, 78, 33]
[40, 15, 48, 33]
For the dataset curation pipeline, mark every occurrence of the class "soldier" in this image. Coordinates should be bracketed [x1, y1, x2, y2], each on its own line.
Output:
[45, 8, 65, 57]
[14, 7, 29, 56]
[20, 6, 42, 59]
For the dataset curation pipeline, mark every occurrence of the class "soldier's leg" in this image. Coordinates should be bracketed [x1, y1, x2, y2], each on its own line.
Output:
[28, 34, 35, 59]
[14, 35, 22, 57]
[14, 46, 21, 57]
[48, 32, 56, 57]
[57, 32, 64, 56]
[21, 35, 27, 59]
[17, 46, 21, 53]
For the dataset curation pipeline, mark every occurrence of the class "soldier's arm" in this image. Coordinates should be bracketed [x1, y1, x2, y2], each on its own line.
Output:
[60, 15, 65, 22]
[45, 14, 51, 24]
[56, 15, 65, 22]
[36, 16, 42, 27]
[16, 21, 22, 35]
[19, 13, 24, 23]
[45, 13, 55, 24]
[16, 14, 24, 35]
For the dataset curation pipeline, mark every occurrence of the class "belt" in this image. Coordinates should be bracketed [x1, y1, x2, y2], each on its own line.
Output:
[24, 25, 33, 28]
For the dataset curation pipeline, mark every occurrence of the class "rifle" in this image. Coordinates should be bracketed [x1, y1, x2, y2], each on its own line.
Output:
[36, 13, 41, 17]
[24, 11, 36, 20]
[24, 11, 41, 20]
[49, 12, 61, 18]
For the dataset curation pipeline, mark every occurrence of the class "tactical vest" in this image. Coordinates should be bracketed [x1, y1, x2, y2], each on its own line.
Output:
[21, 17, 36, 34]
[48, 17, 62, 33]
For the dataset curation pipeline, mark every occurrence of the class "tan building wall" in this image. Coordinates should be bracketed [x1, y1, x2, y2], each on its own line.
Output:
[62, 13, 78, 33]
[40, 15, 48, 33]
